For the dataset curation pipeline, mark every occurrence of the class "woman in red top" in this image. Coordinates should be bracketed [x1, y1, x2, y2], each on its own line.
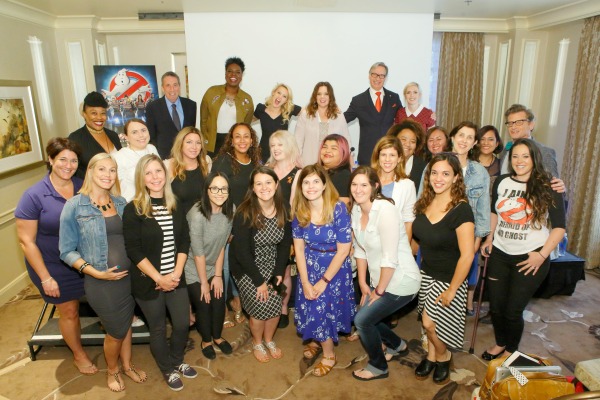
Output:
[394, 82, 436, 133]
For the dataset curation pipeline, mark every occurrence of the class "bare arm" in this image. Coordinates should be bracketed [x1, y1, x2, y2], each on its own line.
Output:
[436, 222, 475, 307]
[312, 241, 352, 298]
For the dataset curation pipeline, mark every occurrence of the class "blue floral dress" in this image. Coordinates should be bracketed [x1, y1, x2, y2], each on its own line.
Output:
[292, 201, 355, 342]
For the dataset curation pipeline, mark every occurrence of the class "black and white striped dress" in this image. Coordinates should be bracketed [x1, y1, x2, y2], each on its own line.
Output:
[152, 201, 176, 274]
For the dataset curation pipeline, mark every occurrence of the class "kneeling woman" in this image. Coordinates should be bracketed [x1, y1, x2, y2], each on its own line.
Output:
[229, 166, 292, 362]
[412, 153, 475, 385]
[123, 154, 196, 392]
[59, 153, 146, 392]
[349, 166, 421, 381]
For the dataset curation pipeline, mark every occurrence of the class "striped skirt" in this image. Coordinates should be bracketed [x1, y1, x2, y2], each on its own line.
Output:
[417, 272, 468, 350]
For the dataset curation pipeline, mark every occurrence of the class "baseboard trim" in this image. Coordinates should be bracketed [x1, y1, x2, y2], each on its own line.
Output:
[0, 272, 31, 307]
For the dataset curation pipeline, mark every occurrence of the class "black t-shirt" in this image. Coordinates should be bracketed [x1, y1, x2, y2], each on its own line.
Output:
[171, 167, 206, 216]
[255, 103, 302, 162]
[328, 167, 351, 197]
[212, 154, 256, 206]
[413, 201, 474, 283]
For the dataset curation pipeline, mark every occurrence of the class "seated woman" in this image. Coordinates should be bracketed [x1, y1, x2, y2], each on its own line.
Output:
[349, 166, 421, 381]
[318, 133, 352, 205]
[412, 153, 475, 385]
[386, 119, 427, 192]
[113, 118, 159, 201]
[394, 82, 436, 133]
[59, 153, 146, 392]
[185, 172, 235, 359]
[123, 154, 196, 392]
[295, 82, 351, 166]
[481, 138, 565, 360]
[254, 83, 301, 163]
[16, 138, 96, 375]
[229, 166, 292, 362]
[292, 164, 355, 377]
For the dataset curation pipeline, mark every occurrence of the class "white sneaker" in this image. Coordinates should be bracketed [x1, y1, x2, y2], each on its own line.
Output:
[131, 316, 145, 328]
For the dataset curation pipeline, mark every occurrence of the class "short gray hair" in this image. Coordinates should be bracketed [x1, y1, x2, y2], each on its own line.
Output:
[369, 62, 388, 76]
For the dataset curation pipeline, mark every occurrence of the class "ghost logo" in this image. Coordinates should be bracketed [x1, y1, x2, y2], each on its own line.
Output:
[497, 198, 532, 225]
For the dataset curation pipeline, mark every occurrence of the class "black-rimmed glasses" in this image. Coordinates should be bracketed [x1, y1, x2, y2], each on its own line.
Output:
[208, 187, 229, 194]
[504, 119, 529, 127]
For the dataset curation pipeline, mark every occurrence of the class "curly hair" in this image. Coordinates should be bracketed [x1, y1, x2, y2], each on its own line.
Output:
[236, 166, 288, 229]
[169, 127, 210, 181]
[305, 82, 340, 120]
[225, 57, 245, 72]
[292, 164, 340, 227]
[414, 153, 467, 214]
[508, 138, 555, 229]
[371, 135, 407, 180]
[265, 83, 296, 124]
[386, 119, 426, 158]
[215, 122, 261, 175]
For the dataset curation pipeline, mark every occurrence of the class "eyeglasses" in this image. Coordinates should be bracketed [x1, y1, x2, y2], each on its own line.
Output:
[504, 119, 529, 127]
[370, 73, 386, 79]
[208, 187, 229, 194]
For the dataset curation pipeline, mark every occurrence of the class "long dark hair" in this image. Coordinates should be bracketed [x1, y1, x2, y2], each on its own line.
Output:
[197, 171, 234, 222]
[472, 125, 503, 160]
[414, 153, 467, 214]
[236, 166, 288, 229]
[348, 166, 394, 211]
[508, 138, 554, 229]
[305, 82, 340, 119]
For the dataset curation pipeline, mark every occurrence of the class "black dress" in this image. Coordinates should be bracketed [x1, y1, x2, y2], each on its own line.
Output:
[212, 154, 256, 206]
[255, 103, 301, 162]
[171, 167, 206, 216]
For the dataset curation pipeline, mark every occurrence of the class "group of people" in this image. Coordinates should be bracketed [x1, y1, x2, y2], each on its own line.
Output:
[15, 56, 566, 392]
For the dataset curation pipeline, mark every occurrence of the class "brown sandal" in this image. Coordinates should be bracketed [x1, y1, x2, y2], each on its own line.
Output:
[313, 355, 336, 377]
[303, 343, 322, 359]
[123, 364, 147, 383]
[107, 369, 125, 392]
[234, 309, 246, 324]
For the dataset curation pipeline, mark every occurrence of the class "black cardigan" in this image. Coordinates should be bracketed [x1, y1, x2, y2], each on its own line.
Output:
[123, 201, 190, 300]
[409, 155, 427, 193]
[229, 213, 292, 287]
[68, 125, 122, 179]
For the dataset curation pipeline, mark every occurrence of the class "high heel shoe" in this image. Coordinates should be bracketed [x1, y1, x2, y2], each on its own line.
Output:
[415, 358, 436, 380]
[433, 354, 452, 385]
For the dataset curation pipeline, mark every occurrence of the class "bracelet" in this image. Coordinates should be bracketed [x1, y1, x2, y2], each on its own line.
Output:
[321, 276, 330, 284]
[41, 277, 53, 285]
[214, 275, 222, 277]
[375, 287, 385, 296]
[538, 251, 547, 260]
[79, 262, 90, 273]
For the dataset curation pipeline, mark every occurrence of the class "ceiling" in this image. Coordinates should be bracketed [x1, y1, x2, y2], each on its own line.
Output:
[10, 0, 594, 20]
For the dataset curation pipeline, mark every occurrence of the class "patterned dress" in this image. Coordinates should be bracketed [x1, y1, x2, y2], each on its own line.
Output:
[292, 201, 355, 342]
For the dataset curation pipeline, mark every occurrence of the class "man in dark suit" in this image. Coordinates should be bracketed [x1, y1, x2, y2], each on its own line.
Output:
[146, 71, 197, 159]
[344, 62, 402, 165]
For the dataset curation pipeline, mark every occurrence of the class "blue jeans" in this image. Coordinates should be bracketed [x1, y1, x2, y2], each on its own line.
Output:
[354, 290, 416, 373]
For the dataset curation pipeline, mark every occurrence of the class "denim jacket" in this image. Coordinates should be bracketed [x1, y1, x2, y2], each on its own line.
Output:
[59, 194, 127, 271]
[465, 160, 491, 238]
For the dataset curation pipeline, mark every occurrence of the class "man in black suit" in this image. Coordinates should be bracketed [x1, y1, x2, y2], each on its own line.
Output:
[344, 62, 402, 165]
[146, 71, 197, 159]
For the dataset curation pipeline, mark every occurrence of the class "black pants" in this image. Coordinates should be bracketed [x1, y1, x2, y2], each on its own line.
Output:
[135, 289, 190, 374]
[187, 279, 226, 343]
[487, 246, 549, 353]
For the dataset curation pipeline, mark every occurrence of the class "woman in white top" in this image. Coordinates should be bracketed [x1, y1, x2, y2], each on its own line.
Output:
[113, 119, 159, 201]
[295, 82, 351, 166]
[349, 166, 421, 381]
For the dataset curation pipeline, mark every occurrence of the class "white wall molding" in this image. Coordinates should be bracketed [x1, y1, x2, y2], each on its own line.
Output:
[528, 0, 600, 30]
[0, 0, 55, 28]
[549, 38, 570, 126]
[0, 271, 30, 308]
[434, 18, 508, 33]
[517, 39, 538, 107]
[55, 15, 98, 30]
[0, 208, 16, 227]
[97, 18, 184, 33]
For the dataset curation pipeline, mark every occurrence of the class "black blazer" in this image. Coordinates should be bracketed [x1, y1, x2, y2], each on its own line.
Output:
[409, 156, 427, 193]
[344, 88, 402, 165]
[68, 125, 122, 179]
[146, 96, 197, 159]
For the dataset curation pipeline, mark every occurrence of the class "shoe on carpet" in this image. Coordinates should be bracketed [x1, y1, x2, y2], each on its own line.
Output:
[177, 363, 198, 379]
[164, 371, 183, 391]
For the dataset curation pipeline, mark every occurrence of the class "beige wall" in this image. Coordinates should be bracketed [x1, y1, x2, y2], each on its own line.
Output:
[0, 13, 70, 305]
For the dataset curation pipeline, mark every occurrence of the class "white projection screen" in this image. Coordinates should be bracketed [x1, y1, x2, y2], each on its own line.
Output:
[185, 12, 434, 157]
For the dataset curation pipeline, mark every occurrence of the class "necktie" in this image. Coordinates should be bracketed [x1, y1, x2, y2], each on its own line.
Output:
[171, 104, 182, 131]
[375, 92, 382, 113]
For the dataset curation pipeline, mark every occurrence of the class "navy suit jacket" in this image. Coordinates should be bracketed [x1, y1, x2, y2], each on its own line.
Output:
[344, 88, 402, 165]
[146, 96, 197, 159]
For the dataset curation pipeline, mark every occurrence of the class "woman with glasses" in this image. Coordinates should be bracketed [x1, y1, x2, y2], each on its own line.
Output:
[394, 82, 436, 133]
[295, 82, 352, 166]
[185, 172, 235, 359]
[412, 153, 474, 385]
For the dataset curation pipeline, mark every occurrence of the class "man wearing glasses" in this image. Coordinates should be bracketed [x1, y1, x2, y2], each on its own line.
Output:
[500, 104, 559, 178]
[344, 62, 402, 165]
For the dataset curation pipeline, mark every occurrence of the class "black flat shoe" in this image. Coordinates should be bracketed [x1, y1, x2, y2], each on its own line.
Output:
[415, 358, 436, 380]
[433, 354, 452, 385]
[214, 339, 233, 355]
[201, 344, 216, 360]
[278, 314, 289, 329]
[481, 349, 505, 361]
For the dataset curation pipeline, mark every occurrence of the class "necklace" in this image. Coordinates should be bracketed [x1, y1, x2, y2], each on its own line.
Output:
[88, 126, 112, 153]
[262, 206, 276, 218]
[225, 94, 235, 107]
[91, 197, 112, 211]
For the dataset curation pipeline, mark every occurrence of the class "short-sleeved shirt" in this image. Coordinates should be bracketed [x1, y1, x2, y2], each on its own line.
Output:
[413, 202, 474, 283]
[328, 167, 351, 197]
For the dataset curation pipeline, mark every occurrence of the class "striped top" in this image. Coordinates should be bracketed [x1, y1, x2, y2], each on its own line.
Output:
[152, 203, 176, 274]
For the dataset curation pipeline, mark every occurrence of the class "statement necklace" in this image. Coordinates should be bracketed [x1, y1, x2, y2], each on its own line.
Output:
[92, 197, 112, 211]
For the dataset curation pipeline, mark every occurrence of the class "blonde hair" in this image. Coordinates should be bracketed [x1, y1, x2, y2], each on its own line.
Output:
[291, 164, 340, 227]
[169, 127, 210, 181]
[132, 154, 177, 218]
[265, 83, 296, 124]
[266, 130, 303, 168]
[79, 153, 121, 196]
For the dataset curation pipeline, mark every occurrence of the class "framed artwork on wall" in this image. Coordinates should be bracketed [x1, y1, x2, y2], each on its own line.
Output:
[0, 80, 44, 176]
